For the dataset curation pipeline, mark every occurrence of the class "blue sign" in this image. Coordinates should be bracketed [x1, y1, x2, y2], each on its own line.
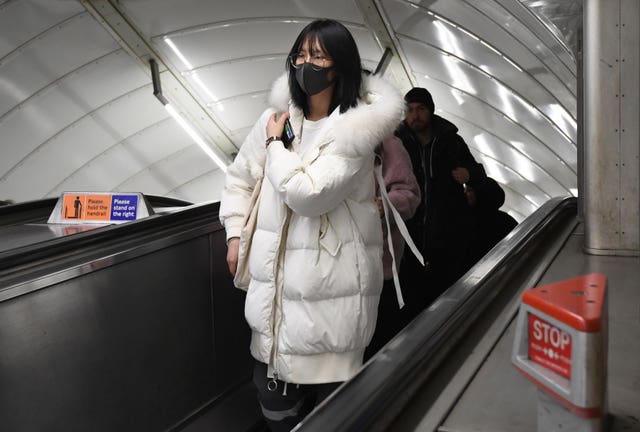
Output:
[110, 194, 138, 221]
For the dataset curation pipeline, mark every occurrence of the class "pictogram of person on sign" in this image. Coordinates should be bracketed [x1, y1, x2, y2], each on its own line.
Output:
[64, 196, 82, 219]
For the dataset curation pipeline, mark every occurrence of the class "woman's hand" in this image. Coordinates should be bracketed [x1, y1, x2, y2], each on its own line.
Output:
[375, 197, 384, 218]
[227, 237, 240, 276]
[266, 112, 290, 139]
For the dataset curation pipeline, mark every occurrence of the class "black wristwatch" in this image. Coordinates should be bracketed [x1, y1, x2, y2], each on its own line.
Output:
[265, 136, 281, 147]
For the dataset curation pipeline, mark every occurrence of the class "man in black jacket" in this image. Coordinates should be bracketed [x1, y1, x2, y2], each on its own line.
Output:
[396, 87, 486, 311]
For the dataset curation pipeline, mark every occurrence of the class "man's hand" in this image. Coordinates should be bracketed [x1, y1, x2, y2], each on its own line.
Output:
[227, 237, 240, 276]
[451, 167, 470, 184]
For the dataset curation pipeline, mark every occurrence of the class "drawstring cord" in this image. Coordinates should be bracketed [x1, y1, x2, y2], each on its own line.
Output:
[374, 163, 425, 308]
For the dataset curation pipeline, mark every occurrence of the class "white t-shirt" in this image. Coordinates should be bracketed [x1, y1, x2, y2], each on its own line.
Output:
[298, 116, 329, 156]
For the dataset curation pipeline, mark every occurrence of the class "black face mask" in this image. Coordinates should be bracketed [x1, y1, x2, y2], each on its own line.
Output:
[295, 63, 334, 96]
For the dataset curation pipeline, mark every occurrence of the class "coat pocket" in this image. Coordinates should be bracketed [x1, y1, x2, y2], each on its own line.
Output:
[319, 214, 341, 257]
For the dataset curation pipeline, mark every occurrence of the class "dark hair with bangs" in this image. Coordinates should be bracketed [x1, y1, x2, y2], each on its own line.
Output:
[286, 19, 362, 116]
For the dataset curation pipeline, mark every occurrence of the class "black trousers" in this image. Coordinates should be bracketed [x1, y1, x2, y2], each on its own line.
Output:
[252, 361, 341, 432]
[364, 279, 415, 361]
[425, 246, 471, 293]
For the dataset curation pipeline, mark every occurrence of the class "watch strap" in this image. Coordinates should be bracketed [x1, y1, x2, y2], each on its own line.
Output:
[265, 136, 281, 147]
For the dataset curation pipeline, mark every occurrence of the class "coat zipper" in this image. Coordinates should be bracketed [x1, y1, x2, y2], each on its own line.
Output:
[267, 206, 292, 390]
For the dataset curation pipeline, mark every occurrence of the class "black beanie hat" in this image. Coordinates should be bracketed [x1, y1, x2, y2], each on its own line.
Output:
[404, 87, 435, 114]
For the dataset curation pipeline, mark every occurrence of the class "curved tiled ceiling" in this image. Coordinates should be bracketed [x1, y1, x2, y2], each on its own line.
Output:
[0, 0, 579, 221]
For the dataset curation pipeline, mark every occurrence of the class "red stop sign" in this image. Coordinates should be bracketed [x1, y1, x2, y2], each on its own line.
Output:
[528, 313, 572, 379]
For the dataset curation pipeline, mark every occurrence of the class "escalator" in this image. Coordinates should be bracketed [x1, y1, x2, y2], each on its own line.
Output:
[296, 194, 639, 432]
[0, 197, 263, 432]
[3, 195, 635, 431]
[295, 196, 581, 431]
[0, 195, 575, 432]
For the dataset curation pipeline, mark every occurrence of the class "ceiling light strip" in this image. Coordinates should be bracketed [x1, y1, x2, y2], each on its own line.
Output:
[165, 104, 227, 172]
[150, 58, 227, 172]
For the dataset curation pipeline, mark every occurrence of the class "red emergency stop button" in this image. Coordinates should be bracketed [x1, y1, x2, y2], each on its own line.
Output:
[512, 273, 607, 420]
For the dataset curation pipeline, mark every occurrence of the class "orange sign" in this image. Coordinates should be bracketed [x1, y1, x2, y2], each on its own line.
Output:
[62, 193, 112, 221]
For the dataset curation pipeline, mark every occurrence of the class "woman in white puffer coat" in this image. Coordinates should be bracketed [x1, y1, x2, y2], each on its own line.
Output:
[219, 19, 403, 431]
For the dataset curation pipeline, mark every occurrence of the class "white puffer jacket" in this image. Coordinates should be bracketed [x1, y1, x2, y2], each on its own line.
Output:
[219, 73, 404, 384]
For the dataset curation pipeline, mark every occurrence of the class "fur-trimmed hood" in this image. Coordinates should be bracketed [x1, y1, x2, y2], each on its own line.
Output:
[268, 72, 404, 156]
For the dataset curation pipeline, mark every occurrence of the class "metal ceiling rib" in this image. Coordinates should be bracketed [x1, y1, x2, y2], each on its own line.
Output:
[81, 0, 236, 158]
[354, 0, 415, 90]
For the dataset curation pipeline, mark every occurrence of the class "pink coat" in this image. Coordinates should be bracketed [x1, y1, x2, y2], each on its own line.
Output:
[376, 136, 421, 280]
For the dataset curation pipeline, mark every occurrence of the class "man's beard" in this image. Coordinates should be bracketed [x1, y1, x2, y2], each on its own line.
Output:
[409, 120, 427, 133]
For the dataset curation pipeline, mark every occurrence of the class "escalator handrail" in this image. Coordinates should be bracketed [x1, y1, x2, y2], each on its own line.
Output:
[295, 195, 578, 431]
[0, 200, 220, 275]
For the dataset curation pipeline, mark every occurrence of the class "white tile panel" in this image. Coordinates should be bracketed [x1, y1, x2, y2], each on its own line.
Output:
[119, 145, 220, 199]
[0, 49, 152, 178]
[48, 117, 192, 197]
[466, 130, 571, 197]
[0, 84, 89, 177]
[444, 110, 576, 190]
[170, 168, 226, 203]
[120, 0, 365, 38]
[1, 86, 167, 200]
[0, 12, 119, 118]
[213, 92, 270, 133]
[0, 0, 83, 58]
[480, 157, 544, 209]
[2, 115, 122, 199]
[184, 56, 286, 104]
[160, 21, 309, 71]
